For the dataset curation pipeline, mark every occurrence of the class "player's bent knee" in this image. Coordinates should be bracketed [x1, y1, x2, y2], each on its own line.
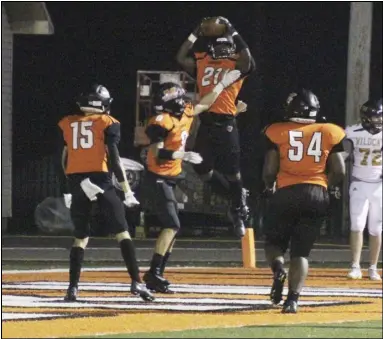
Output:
[226, 172, 241, 182]
[350, 223, 366, 233]
[73, 237, 89, 249]
[116, 231, 131, 243]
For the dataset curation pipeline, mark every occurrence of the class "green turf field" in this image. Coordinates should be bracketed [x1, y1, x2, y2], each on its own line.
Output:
[91, 320, 382, 338]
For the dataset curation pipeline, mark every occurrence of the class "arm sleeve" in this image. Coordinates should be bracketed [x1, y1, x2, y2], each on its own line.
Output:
[105, 122, 125, 183]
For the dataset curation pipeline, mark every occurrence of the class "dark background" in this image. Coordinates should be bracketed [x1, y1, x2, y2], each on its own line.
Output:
[10, 2, 382, 223]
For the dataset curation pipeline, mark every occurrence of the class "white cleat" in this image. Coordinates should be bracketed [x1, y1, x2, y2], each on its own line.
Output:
[368, 268, 382, 281]
[347, 266, 362, 280]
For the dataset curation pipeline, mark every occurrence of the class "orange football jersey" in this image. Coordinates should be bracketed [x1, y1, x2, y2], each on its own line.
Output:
[146, 105, 194, 177]
[195, 52, 244, 115]
[58, 114, 119, 174]
[265, 122, 346, 189]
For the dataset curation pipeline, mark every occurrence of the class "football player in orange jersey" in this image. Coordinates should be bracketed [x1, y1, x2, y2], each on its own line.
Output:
[261, 89, 346, 313]
[176, 17, 255, 238]
[141, 81, 248, 293]
[58, 84, 154, 302]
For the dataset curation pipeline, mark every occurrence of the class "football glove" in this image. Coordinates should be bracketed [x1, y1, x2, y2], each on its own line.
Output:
[63, 193, 72, 209]
[123, 191, 140, 208]
[182, 151, 203, 164]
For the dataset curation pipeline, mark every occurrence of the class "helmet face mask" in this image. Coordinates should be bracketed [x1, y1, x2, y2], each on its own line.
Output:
[77, 84, 113, 114]
[209, 35, 236, 59]
[360, 99, 383, 134]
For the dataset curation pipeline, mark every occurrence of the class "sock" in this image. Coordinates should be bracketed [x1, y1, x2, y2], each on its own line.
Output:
[160, 251, 171, 276]
[119, 239, 141, 282]
[287, 291, 300, 302]
[369, 264, 377, 270]
[150, 253, 164, 275]
[69, 247, 84, 288]
[207, 171, 231, 198]
[228, 179, 243, 209]
[271, 259, 284, 275]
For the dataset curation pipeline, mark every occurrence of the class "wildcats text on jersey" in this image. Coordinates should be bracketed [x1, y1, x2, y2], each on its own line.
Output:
[354, 137, 382, 147]
[346, 123, 382, 182]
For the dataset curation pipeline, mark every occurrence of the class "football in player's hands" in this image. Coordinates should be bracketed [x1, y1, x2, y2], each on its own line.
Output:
[200, 17, 227, 37]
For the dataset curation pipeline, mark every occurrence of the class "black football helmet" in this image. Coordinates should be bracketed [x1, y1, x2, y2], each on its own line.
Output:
[77, 84, 113, 114]
[153, 82, 187, 117]
[208, 33, 236, 59]
[360, 98, 382, 134]
[284, 89, 320, 123]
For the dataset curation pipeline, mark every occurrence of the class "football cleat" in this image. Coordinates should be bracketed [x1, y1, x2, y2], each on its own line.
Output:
[282, 300, 298, 314]
[143, 271, 174, 294]
[130, 281, 155, 302]
[347, 266, 362, 280]
[64, 286, 78, 302]
[368, 267, 382, 281]
[228, 207, 246, 238]
[270, 269, 287, 305]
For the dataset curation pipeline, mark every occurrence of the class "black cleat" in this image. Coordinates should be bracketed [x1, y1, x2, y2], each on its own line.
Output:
[130, 280, 155, 302]
[228, 207, 246, 238]
[270, 269, 287, 305]
[64, 286, 78, 302]
[143, 271, 174, 293]
[282, 300, 298, 313]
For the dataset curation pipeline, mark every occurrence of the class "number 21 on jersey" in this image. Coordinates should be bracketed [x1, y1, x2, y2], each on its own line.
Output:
[201, 67, 229, 87]
[288, 131, 322, 162]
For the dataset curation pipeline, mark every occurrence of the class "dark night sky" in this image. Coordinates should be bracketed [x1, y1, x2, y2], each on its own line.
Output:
[12, 2, 382, 174]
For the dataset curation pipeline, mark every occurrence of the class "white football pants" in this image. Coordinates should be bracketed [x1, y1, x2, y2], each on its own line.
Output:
[349, 181, 382, 236]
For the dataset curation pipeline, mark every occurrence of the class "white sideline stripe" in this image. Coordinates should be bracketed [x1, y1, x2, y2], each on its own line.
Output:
[1, 295, 344, 306]
[3, 282, 381, 297]
[1, 266, 209, 274]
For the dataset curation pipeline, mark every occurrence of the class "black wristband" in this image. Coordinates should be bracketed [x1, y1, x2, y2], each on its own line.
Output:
[157, 149, 174, 160]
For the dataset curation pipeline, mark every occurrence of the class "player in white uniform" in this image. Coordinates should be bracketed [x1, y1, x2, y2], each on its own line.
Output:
[344, 98, 382, 280]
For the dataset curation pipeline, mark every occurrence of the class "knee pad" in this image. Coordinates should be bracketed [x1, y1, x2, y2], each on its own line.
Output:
[73, 237, 89, 249]
[350, 220, 367, 233]
[368, 222, 382, 237]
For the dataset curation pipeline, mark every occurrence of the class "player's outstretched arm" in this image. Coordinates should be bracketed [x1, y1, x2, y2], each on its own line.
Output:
[217, 17, 256, 75]
[176, 22, 203, 75]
